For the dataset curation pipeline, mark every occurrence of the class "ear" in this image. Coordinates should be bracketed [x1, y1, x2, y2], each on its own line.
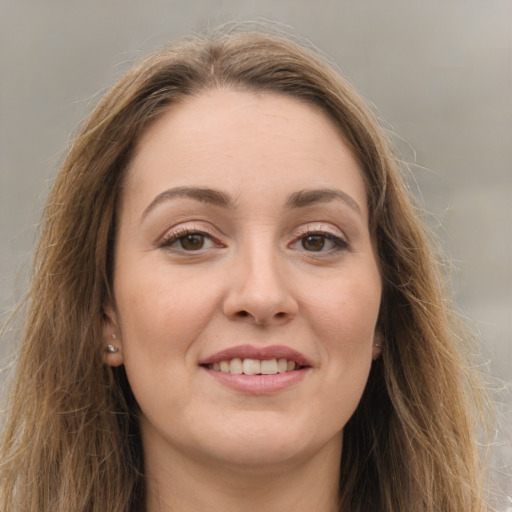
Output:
[102, 304, 124, 367]
[372, 329, 384, 360]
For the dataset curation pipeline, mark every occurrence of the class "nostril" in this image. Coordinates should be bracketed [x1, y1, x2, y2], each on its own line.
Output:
[237, 311, 249, 318]
[275, 312, 286, 318]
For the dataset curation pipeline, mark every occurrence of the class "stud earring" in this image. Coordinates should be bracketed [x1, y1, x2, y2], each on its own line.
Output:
[106, 333, 120, 352]
[374, 343, 382, 349]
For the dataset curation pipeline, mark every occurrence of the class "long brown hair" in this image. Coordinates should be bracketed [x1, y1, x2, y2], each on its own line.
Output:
[0, 28, 491, 511]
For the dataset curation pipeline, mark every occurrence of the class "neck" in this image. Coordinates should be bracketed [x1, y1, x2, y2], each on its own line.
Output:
[144, 436, 342, 512]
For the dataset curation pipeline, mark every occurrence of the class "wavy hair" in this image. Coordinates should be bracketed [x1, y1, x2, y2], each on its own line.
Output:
[0, 28, 491, 511]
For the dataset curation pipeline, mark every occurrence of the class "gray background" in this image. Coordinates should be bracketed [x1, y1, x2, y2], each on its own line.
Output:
[1, 0, 511, 499]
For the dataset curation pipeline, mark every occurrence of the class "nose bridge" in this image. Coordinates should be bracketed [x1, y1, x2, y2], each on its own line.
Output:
[243, 238, 282, 294]
[223, 230, 297, 324]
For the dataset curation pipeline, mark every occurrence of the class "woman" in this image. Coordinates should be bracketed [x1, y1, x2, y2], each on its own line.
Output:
[0, 29, 491, 511]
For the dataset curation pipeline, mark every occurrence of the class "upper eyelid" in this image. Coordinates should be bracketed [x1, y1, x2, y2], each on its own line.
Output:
[156, 221, 348, 243]
[158, 229, 222, 253]
[291, 222, 347, 238]
[158, 222, 221, 242]
[291, 230, 347, 245]
[289, 223, 350, 250]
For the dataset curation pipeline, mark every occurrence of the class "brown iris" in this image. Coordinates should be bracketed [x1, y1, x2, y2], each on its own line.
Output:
[180, 234, 205, 250]
[301, 235, 325, 251]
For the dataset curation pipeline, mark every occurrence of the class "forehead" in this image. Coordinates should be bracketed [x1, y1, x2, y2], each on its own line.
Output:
[124, 88, 367, 216]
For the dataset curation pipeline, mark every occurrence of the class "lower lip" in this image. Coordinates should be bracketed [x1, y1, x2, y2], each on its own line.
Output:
[203, 368, 309, 394]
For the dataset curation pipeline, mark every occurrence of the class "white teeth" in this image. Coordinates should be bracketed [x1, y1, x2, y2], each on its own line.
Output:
[209, 358, 301, 375]
[260, 359, 278, 375]
[242, 358, 260, 375]
[277, 358, 288, 373]
[230, 358, 243, 374]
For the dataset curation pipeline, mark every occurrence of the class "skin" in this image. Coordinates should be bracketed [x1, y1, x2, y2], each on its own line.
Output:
[104, 88, 382, 512]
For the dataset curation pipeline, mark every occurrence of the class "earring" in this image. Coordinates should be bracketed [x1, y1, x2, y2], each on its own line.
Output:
[374, 343, 382, 349]
[106, 333, 119, 352]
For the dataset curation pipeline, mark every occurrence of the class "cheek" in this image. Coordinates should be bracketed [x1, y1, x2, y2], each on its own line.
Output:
[315, 289, 379, 418]
[303, 269, 381, 404]
[307, 273, 381, 345]
[114, 263, 224, 363]
[114, 270, 218, 413]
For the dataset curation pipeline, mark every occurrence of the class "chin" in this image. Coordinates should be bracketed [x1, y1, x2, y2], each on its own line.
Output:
[189, 414, 342, 470]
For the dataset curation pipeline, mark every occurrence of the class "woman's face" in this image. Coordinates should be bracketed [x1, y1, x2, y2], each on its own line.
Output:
[105, 89, 382, 471]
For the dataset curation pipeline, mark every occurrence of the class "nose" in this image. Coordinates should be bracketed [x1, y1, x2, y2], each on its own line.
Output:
[222, 247, 298, 326]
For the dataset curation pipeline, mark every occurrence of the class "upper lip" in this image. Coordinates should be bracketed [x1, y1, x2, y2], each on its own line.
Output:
[199, 344, 312, 367]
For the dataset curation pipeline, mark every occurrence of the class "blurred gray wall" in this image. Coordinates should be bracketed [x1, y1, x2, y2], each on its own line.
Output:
[1, 0, 511, 494]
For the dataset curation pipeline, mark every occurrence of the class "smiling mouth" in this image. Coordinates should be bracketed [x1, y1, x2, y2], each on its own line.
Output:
[203, 358, 305, 375]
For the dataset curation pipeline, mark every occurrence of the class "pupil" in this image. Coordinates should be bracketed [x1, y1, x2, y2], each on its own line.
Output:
[181, 234, 204, 250]
[302, 235, 325, 251]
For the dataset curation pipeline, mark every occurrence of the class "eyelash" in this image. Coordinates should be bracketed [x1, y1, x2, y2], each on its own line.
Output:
[290, 229, 348, 254]
[158, 227, 221, 252]
[158, 226, 348, 255]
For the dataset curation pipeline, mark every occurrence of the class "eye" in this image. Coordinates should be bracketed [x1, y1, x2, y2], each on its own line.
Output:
[177, 233, 208, 250]
[290, 231, 348, 253]
[159, 229, 218, 252]
[301, 234, 328, 251]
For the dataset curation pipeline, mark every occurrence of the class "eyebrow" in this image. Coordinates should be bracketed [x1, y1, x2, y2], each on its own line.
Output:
[285, 188, 362, 215]
[141, 185, 362, 220]
[141, 186, 235, 220]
